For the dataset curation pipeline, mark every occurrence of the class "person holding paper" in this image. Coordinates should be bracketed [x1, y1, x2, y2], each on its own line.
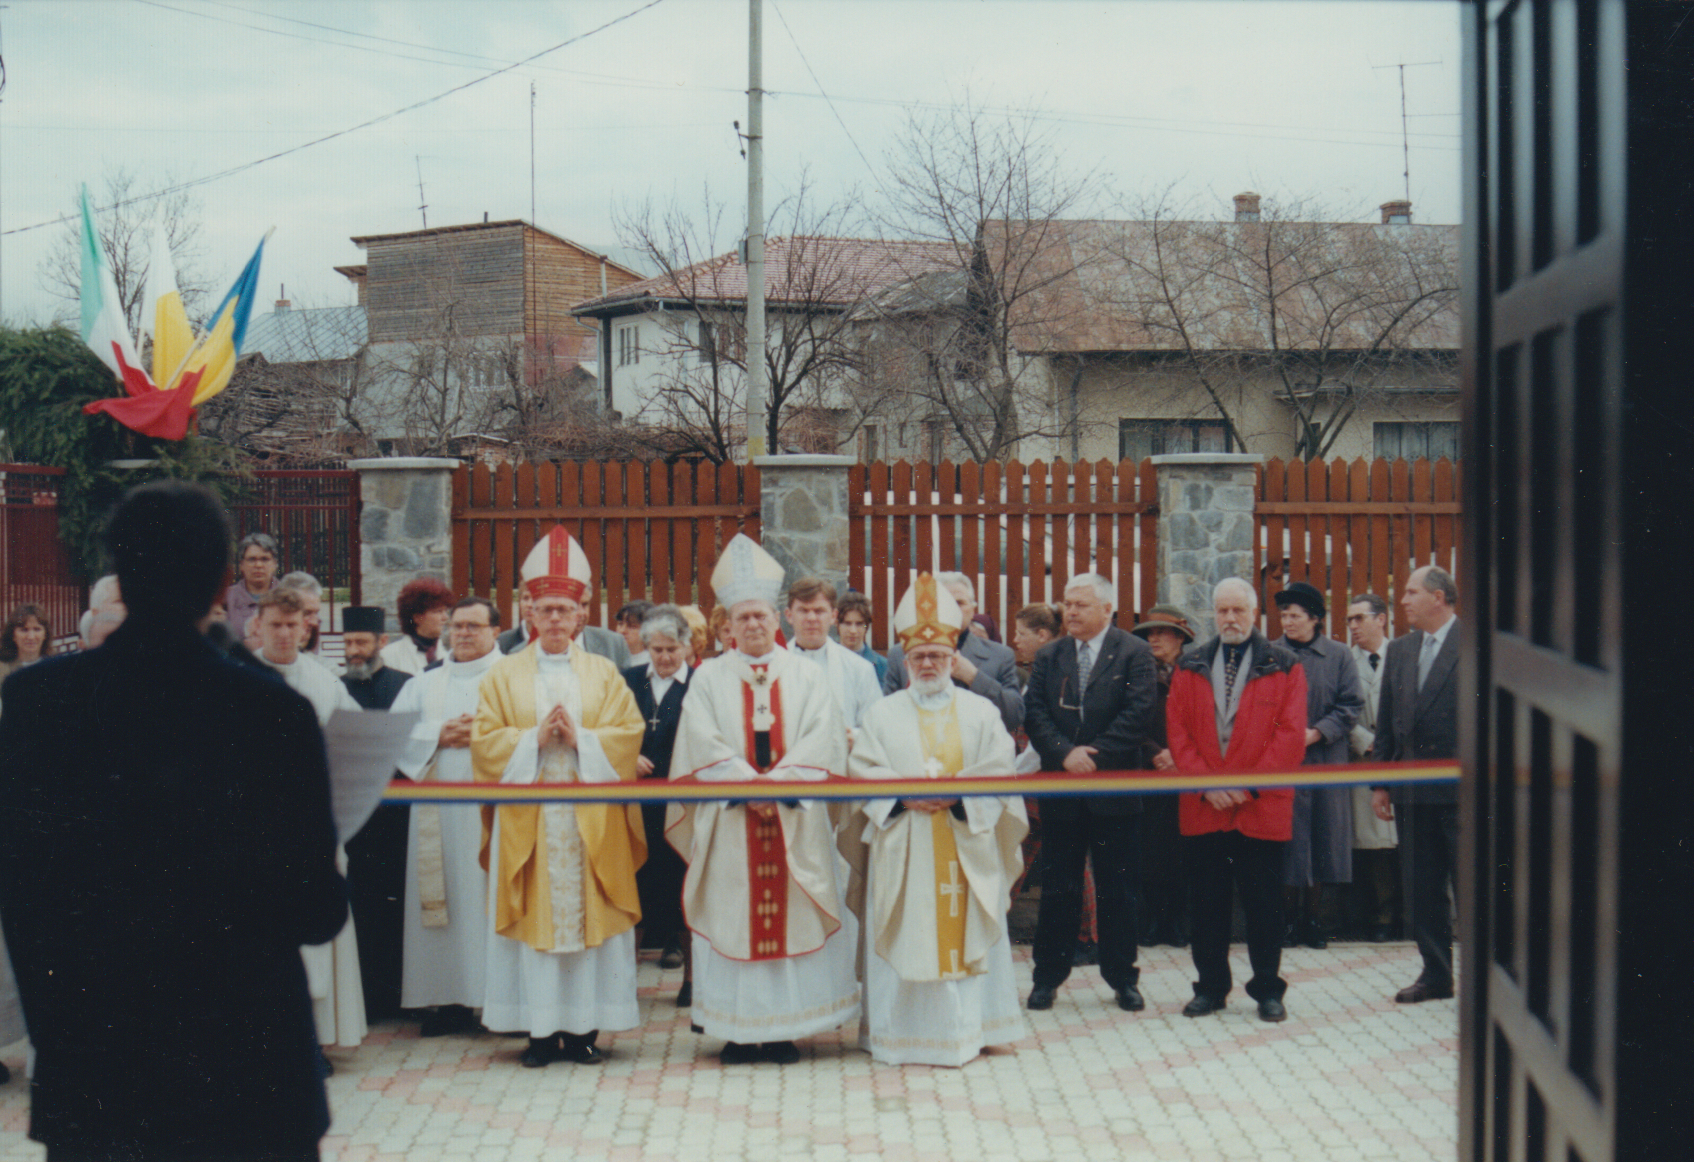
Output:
[471, 528, 646, 1067]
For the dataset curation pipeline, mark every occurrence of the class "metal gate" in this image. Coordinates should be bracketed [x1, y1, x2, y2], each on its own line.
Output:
[0, 464, 86, 651]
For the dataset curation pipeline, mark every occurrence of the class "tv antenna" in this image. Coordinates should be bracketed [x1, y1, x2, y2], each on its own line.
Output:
[1372, 59, 1441, 204]
[415, 156, 429, 228]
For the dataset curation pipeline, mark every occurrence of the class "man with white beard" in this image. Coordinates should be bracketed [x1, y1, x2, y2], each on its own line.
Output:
[390, 597, 503, 1038]
[842, 574, 1028, 1066]
[255, 587, 367, 1058]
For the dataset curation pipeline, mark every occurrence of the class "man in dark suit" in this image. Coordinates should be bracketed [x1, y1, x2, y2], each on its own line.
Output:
[498, 588, 631, 667]
[1371, 564, 1461, 1004]
[0, 481, 347, 1162]
[882, 572, 1023, 733]
[1023, 573, 1159, 1013]
[622, 605, 694, 1000]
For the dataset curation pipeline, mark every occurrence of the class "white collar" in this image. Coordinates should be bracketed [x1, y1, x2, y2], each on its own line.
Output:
[647, 662, 688, 686]
[449, 648, 501, 677]
[734, 646, 781, 665]
[1422, 615, 1456, 652]
[537, 643, 573, 667]
[909, 684, 954, 712]
[1074, 625, 1110, 656]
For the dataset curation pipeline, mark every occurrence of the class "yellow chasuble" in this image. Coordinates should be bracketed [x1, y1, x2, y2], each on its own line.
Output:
[917, 705, 970, 979]
[472, 644, 646, 953]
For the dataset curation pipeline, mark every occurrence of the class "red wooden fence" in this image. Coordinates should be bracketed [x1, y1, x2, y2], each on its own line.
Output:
[451, 461, 762, 632]
[0, 464, 86, 650]
[1254, 457, 1462, 637]
[847, 459, 1159, 650]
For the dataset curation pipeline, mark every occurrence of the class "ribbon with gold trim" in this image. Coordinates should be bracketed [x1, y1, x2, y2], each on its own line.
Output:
[380, 760, 1459, 804]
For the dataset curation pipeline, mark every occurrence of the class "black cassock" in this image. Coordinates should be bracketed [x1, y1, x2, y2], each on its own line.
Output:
[342, 663, 414, 1020]
[623, 663, 691, 946]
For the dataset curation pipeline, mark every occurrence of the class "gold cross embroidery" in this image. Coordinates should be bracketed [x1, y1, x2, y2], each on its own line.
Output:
[939, 860, 964, 918]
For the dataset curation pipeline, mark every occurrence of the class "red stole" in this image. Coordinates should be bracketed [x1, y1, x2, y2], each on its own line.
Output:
[742, 666, 788, 960]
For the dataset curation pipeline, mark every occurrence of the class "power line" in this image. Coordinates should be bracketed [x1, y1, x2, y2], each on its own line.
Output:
[769, 0, 878, 181]
[2, 0, 666, 238]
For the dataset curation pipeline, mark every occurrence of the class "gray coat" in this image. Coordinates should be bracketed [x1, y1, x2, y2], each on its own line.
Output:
[1278, 632, 1365, 886]
[883, 631, 1024, 733]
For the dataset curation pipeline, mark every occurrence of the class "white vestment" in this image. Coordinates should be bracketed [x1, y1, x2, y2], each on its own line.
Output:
[380, 636, 433, 677]
[262, 654, 367, 1049]
[790, 638, 884, 732]
[391, 649, 499, 1010]
[845, 686, 1029, 1066]
[667, 648, 860, 1043]
[480, 646, 638, 1037]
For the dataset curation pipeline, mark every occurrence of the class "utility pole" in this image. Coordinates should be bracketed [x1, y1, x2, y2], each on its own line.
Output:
[529, 83, 537, 226]
[1372, 59, 1440, 204]
[743, 0, 767, 461]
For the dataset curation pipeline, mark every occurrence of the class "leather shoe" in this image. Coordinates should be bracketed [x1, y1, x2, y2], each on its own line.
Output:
[1257, 998, 1288, 1023]
[659, 945, 685, 970]
[1027, 986, 1057, 1011]
[420, 1004, 479, 1038]
[720, 1041, 761, 1065]
[761, 1040, 801, 1065]
[1182, 994, 1226, 1018]
[1114, 985, 1146, 1012]
[556, 1033, 604, 1065]
[1394, 979, 1455, 1004]
[520, 1037, 557, 1068]
[675, 980, 692, 1008]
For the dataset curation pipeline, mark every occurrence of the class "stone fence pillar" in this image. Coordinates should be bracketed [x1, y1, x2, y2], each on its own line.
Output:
[348, 457, 459, 634]
[1151, 453, 1263, 642]
[754, 455, 853, 617]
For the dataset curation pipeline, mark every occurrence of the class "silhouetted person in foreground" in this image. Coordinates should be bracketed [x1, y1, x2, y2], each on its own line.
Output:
[0, 481, 348, 1162]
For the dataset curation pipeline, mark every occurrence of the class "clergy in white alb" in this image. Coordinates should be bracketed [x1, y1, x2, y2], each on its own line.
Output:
[256, 588, 368, 1053]
[471, 528, 646, 1068]
[665, 535, 859, 1065]
[390, 597, 503, 1036]
[784, 576, 884, 737]
[841, 574, 1029, 1067]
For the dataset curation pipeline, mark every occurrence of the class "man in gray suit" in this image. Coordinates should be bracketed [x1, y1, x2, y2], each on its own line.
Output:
[882, 572, 1023, 732]
[1371, 565, 1461, 1003]
[497, 589, 630, 668]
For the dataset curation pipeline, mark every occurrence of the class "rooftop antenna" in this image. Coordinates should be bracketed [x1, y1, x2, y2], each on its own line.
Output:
[414, 156, 428, 229]
[529, 82, 537, 225]
[1372, 59, 1441, 204]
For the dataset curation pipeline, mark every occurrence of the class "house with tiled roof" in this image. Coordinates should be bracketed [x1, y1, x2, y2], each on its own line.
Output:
[982, 195, 1461, 462]
[572, 236, 957, 457]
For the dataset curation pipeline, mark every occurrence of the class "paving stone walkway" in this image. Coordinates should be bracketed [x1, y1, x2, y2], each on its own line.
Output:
[0, 942, 1458, 1161]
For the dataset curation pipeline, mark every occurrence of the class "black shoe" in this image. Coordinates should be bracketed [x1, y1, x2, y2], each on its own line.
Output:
[761, 1040, 800, 1065]
[720, 1041, 760, 1065]
[1257, 998, 1288, 1022]
[1115, 985, 1146, 1012]
[1303, 931, 1329, 950]
[690, 1023, 704, 1034]
[520, 1037, 557, 1068]
[1027, 986, 1057, 1011]
[1182, 994, 1226, 1017]
[419, 1004, 479, 1038]
[1394, 979, 1455, 1004]
[675, 980, 693, 1008]
[556, 1032, 604, 1065]
[659, 945, 685, 970]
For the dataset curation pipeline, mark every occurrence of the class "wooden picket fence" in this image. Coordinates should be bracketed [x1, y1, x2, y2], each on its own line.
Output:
[450, 460, 761, 633]
[847, 459, 1159, 651]
[1254, 457, 1462, 636]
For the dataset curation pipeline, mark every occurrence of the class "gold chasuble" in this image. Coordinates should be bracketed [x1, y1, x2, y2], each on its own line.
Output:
[472, 644, 646, 953]
[918, 705, 970, 979]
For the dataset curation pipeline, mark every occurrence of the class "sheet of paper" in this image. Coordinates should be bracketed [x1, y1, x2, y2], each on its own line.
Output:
[325, 709, 419, 842]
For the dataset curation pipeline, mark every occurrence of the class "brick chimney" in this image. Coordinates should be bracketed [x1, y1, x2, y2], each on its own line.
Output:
[1380, 199, 1413, 224]
[275, 284, 290, 311]
[1234, 191, 1261, 222]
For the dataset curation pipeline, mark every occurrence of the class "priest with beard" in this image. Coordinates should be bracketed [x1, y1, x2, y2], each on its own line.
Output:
[339, 606, 415, 1023]
[255, 587, 367, 1061]
[472, 528, 647, 1067]
[666, 534, 858, 1066]
[842, 574, 1028, 1066]
[391, 597, 504, 1038]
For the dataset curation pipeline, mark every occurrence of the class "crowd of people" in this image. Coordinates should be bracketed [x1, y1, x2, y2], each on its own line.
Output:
[0, 480, 1463, 1160]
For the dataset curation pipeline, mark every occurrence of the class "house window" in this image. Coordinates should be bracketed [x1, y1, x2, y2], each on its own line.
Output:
[1118, 419, 1229, 461]
[859, 424, 879, 463]
[698, 321, 714, 365]
[617, 324, 640, 367]
[1374, 421, 1461, 461]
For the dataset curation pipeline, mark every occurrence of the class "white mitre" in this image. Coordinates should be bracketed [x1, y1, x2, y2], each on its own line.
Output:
[521, 525, 593, 600]
[892, 572, 965, 652]
[710, 533, 785, 609]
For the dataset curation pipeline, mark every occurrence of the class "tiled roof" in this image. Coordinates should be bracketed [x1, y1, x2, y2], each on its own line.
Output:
[572, 237, 961, 315]
[241, 305, 367, 362]
[983, 217, 1460, 355]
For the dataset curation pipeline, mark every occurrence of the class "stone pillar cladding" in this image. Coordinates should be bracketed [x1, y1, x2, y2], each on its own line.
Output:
[753, 455, 853, 625]
[1150, 453, 1264, 642]
[348, 457, 459, 635]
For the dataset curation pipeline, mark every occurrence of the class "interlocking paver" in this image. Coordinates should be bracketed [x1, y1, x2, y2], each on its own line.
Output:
[0, 943, 1457, 1161]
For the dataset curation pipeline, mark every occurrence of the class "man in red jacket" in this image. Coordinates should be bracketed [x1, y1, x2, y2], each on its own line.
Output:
[1166, 577, 1308, 1022]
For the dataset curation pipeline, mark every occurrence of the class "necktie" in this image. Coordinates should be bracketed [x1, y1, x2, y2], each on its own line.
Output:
[1369, 652, 1380, 672]
[1418, 634, 1438, 690]
[1077, 641, 1094, 691]
[1223, 645, 1242, 699]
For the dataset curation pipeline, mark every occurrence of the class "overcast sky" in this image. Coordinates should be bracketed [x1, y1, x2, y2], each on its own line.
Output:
[0, 0, 1461, 328]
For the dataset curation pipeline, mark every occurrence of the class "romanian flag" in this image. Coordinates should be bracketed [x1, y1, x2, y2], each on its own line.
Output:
[79, 186, 266, 440]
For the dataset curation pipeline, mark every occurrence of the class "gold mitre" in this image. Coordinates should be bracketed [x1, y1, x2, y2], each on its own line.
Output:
[710, 533, 785, 610]
[893, 573, 965, 653]
[521, 525, 592, 601]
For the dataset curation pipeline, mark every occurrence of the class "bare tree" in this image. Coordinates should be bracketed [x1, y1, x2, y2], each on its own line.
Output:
[1100, 191, 1459, 457]
[39, 168, 212, 333]
[612, 181, 904, 463]
[869, 102, 1103, 462]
